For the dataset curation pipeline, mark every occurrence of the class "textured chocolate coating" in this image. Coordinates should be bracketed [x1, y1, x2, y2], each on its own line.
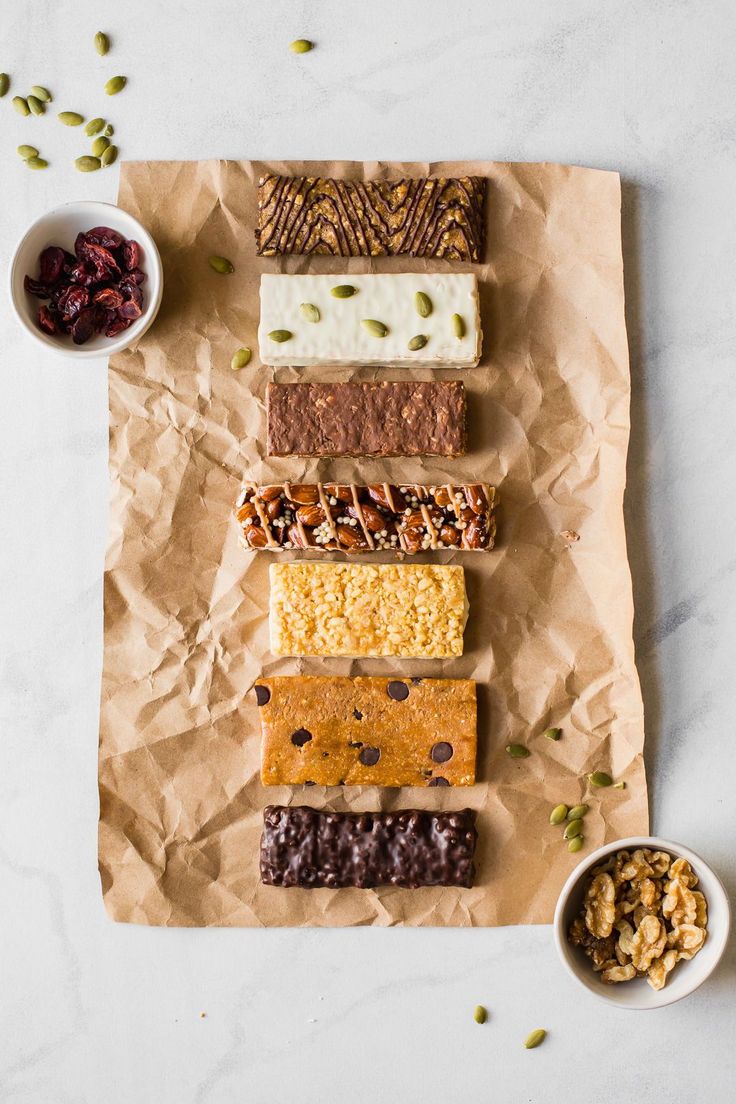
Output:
[256, 175, 486, 261]
[267, 381, 466, 458]
[260, 805, 477, 888]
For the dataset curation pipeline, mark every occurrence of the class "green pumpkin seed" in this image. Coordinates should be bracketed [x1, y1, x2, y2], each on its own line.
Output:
[567, 804, 589, 820]
[549, 804, 568, 826]
[26, 156, 49, 170]
[104, 75, 127, 96]
[85, 117, 105, 136]
[563, 819, 584, 840]
[58, 111, 84, 126]
[567, 836, 584, 853]
[230, 347, 252, 371]
[330, 284, 357, 298]
[0, 73, 10, 98]
[104, 123, 114, 137]
[361, 319, 388, 338]
[451, 313, 466, 339]
[208, 255, 234, 274]
[30, 85, 52, 102]
[415, 291, 433, 317]
[289, 39, 314, 53]
[17, 144, 39, 160]
[100, 144, 118, 167]
[95, 31, 110, 56]
[612, 781, 627, 789]
[91, 135, 110, 157]
[408, 334, 428, 351]
[473, 1005, 487, 1024]
[506, 744, 530, 759]
[544, 727, 562, 741]
[12, 96, 30, 116]
[524, 1029, 547, 1049]
[27, 95, 45, 115]
[589, 771, 613, 788]
[268, 330, 292, 343]
[299, 303, 320, 323]
[75, 155, 101, 173]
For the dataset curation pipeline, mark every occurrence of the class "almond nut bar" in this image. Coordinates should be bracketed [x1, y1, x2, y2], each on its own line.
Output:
[260, 805, 478, 888]
[256, 175, 486, 262]
[269, 562, 467, 658]
[256, 676, 477, 787]
[267, 380, 466, 458]
[235, 481, 496, 553]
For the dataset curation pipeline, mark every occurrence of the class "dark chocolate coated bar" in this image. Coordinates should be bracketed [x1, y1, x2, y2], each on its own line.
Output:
[260, 805, 477, 889]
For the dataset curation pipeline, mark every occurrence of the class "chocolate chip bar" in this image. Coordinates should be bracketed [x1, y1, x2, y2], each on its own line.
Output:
[236, 482, 496, 553]
[267, 381, 466, 459]
[256, 175, 486, 262]
[269, 562, 467, 658]
[256, 676, 477, 787]
[258, 273, 482, 368]
[260, 805, 478, 888]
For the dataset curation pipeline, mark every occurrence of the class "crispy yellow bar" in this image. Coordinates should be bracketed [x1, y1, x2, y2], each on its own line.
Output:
[269, 562, 467, 658]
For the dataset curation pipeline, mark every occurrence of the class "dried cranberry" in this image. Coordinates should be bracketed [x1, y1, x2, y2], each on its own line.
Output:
[39, 246, 66, 285]
[37, 306, 58, 335]
[85, 226, 124, 250]
[118, 297, 143, 321]
[24, 275, 50, 299]
[125, 268, 146, 286]
[70, 307, 97, 345]
[119, 279, 143, 307]
[122, 239, 141, 271]
[58, 285, 90, 321]
[81, 241, 121, 280]
[105, 316, 132, 338]
[69, 262, 97, 287]
[93, 286, 125, 309]
[74, 232, 88, 260]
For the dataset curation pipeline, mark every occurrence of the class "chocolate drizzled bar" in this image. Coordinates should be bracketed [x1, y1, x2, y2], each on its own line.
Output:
[256, 175, 486, 262]
[235, 481, 496, 554]
[260, 805, 478, 888]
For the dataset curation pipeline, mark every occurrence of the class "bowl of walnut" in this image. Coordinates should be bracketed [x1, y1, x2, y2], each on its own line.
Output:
[553, 837, 730, 1009]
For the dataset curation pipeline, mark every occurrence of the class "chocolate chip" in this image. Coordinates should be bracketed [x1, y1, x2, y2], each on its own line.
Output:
[291, 728, 312, 747]
[304, 780, 316, 786]
[411, 677, 423, 684]
[387, 680, 409, 701]
[358, 746, 381, 766]
[428, 776, 449, 787]
[254, 684, 270, 706]
[430, 741, 453, 763]
[348, 740, 363, 749]
[353, 708, 363, 720]
[322, 752, 330, 758]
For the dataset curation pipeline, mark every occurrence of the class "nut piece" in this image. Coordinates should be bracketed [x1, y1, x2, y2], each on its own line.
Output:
[601, 963, 636, 984]
[584, 872, 616, 938]
[630, 915, 667, 972]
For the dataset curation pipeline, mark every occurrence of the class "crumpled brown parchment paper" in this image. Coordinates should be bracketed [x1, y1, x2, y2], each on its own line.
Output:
[98, 160, 648, 927]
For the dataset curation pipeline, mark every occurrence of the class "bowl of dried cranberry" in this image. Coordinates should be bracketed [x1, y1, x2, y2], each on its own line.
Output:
[9, 201, 163, 358]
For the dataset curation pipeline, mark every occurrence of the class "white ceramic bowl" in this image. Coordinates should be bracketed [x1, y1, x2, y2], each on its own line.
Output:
[9, 200, 163, 358]
[553, 836, 730, 1009]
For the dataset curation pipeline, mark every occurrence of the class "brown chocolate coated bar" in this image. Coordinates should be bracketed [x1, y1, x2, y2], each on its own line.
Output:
[236, 481, 496, 553]
[256, 676, 477, 787]
[267, 381, 466, 458]
[256, 175, 486, 262]
[260, 805, 477, 888]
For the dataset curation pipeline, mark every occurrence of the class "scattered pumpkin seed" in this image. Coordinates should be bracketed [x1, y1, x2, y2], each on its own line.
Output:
[268, 329, 292, 343]
[104, 123, 114, 137]
[612, 781, 627, 790]
[589, 771, 613, 788]
[85, 117, 105, 136]
[299, 303, 321, 323]
[0, 73, 9, 98]
[567, 804, 589, 820]
[26, 156, 48, 170]
[544, 727, 562, 741]
[451, 312, 465, 339]
[208, 255, 234, 274]
[17, 144, 39, 160]
[563, 818, 584, 840]
[408, 334, 428, 351]
[230, 347, 252, 371]
[506, 743, 530, 759]
[473, 1005, 487, 1024]
[91, 135, 110, 157]
[30, 85, 52, 102]
[27, 95, 45, 115]
[75, 155, 101, 173]
[567, 836, 584, 853]
[549, 804, 568, 826]
[104, 75, 127, 96]
[361, 319, 388, 338]
[524, 1029, 547, 1049]
[95, 31, 110, 56]
[330, 284, 357, 298]
[289, 39, 314, 53]
[100, 144, 118, 167]
[58, 111, 84, 126]
[415, 291, 433, 317]
[12, 96, 30, 116]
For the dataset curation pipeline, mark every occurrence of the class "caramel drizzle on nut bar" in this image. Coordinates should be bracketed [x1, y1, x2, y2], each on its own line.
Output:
[235, 482, 497, 553]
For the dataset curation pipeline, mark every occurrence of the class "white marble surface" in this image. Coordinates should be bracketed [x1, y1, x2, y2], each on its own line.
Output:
[1, 2, 735, 1101]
